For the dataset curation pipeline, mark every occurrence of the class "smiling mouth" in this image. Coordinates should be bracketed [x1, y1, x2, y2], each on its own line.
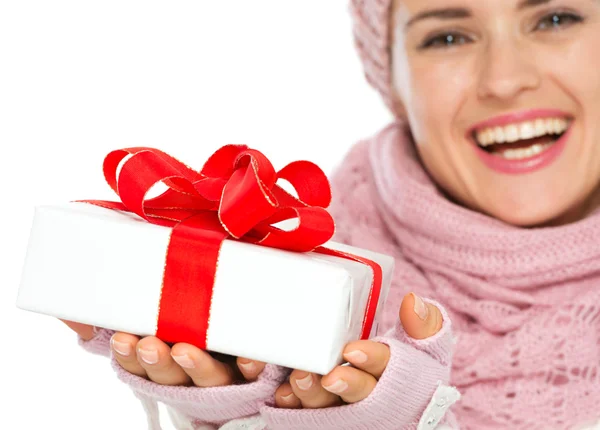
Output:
[473, 117, 571, 160]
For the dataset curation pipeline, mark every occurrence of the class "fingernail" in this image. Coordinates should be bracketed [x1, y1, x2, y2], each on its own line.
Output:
[238, 360, 256, 374]
[281, 393, 297, 404]
[110, 337, 131, 357]
[295, 373, 313, 391]
[412, 293, 429, 321]
[138, 348, 159, 365]
[344, 349, 368, 364]
[172, 354, 195, 369]
[323, 379, 348, 394]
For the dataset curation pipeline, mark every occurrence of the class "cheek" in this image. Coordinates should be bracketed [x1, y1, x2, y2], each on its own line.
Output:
[541, 28, 600, 159]
[404, 56, 475, 149]
[557, 33, 600, 119]
[544, 26, 600, 96]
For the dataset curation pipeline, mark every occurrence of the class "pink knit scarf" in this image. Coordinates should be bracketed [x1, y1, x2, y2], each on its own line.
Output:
[369, 122, 600, 429]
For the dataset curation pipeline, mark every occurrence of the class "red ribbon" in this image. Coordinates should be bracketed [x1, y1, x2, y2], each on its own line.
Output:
[80, 145, 382, 349]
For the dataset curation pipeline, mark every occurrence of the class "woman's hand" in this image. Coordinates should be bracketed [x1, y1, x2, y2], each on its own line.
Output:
[274, 292, 443, 409]
[60, 291, 442, 393]
[61, 320, 266, 387]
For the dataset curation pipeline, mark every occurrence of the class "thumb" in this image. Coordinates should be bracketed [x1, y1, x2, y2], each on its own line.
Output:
[399, 293, 443, 340]
[59, 319, 96, 341]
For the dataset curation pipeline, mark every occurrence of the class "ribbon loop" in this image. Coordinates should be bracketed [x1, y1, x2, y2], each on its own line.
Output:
[200, 144, 246, 179]
[277, 161, 331, 208]
[220, 162, 278, 238]
[255, 206, 336, 252]
[118, 150, 195, 221]
[235, 149, 278, 190]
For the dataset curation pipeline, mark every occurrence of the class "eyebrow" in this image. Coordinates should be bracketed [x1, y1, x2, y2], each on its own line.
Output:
[405, 8, 471, 29]
[404, 0, 558, 30]
[517, 0, 554, 9]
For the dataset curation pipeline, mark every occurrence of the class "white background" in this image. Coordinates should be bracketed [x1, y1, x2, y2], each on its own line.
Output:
[0, 1, 390, 429]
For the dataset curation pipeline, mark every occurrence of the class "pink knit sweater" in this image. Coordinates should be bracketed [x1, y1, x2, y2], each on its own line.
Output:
[80, 122, 600, 429]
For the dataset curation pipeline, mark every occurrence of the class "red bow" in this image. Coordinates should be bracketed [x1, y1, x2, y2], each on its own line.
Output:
[80, 146, 381, 349]
[85, 145, 335, 251]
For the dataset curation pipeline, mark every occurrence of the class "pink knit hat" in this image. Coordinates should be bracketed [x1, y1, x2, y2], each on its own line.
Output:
[349, 0, 397, 116]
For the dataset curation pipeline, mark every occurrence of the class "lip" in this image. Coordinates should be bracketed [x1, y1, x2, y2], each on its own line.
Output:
[467, 109, 573, 135]
[472, 122, 572, 175]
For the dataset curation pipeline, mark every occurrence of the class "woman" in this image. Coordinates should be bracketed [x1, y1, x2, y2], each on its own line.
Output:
[66, 0, 600, 428]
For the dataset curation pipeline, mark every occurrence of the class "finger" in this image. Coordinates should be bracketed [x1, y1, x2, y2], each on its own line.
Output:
[322, 366, 377, 404]
[290, 370, 342, 409]
[110, 332, 147, 378]
[236, 357, 266, 382]
[60, 319, 95, 341]
[342, 340, 390, 379]
[274, 382, 302, 409]
[170, 343, 235, 387]
[400, 292, 443, 340]
[136, 337, 191, 386]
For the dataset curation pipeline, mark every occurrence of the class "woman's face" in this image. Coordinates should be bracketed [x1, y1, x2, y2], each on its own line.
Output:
[391, 0, 600, 227]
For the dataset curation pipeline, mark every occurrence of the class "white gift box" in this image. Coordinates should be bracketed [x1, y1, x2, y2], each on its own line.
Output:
[17, 202, 394, 374]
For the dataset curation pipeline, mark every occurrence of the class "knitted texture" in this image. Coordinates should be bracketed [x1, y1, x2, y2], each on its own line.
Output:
[348, 0, 396, 116]
[111, 358, 289, 428]
[80, 329, 287, 427]
[261, 302, 456, 430]
[78, 305, 455, 429]
[335, 121, 600, 429]
[78, 327, 114, 357]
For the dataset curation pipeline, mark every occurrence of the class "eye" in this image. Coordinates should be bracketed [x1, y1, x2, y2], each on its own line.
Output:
[419, 32, 472, 50]
[535, 12, 583, 31]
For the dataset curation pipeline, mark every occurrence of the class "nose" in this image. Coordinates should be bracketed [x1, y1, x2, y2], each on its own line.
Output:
[476, 38, 541, 101]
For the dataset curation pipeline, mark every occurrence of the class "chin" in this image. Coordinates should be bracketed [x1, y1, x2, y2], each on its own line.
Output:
[482, 198, 586, 228]
[490, 209, 558, 228]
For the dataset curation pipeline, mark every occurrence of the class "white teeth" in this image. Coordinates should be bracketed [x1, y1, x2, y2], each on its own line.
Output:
[505, 125, 519, 143]
[519, 122, 535, 140]
[534, 119, 546, 137]
[554, 119, 563, 134]
[497, 142, 553, 160]
[493, 127, 505, 144]
[476, 117, 569, 147]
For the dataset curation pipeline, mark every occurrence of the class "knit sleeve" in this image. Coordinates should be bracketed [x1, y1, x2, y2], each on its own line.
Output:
[110, 356, 289, 428]
[77, 327, 289, 428]
[78, 327, 114, 357]
[259, 299, 459, 430]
